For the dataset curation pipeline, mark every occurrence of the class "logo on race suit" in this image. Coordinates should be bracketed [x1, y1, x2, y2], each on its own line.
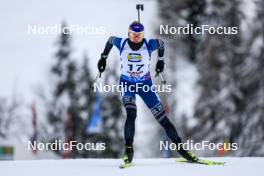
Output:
[127, 71, 143, 78]
[127, 53, 142, 62]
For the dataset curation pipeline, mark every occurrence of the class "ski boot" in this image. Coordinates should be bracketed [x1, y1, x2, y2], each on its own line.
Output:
[177, 143, 198, 162]
[123, 145, 134, 163]
[120, 145, 134, 168]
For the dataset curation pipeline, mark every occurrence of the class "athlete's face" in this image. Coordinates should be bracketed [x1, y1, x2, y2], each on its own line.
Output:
[128, 30, 144, 43]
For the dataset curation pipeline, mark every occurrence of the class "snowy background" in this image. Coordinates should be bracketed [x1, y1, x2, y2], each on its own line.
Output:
[0, 0, 264, 162]
[0, 0, 158, 159]
[0, 0, 156, 102]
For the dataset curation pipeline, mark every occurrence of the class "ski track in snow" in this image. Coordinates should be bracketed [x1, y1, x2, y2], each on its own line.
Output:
[0, 158, 262, 176]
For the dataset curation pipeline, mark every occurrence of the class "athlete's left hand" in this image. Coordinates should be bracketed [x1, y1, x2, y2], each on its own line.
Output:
[155, 60, 165, 73]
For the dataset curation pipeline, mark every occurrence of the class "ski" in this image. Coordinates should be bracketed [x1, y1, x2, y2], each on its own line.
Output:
[176, 158, 225, 165]
[119, 162, 133, 169]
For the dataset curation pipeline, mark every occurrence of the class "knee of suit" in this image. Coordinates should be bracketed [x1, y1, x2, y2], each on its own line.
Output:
[151, 103, 166, 122]
[122, 96, 137, 110]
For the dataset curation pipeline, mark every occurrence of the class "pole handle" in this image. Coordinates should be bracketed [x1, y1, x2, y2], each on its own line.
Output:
[136, 4, 144, 22]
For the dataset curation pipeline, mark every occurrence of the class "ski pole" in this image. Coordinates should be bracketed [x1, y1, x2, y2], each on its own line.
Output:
[159, 73, 167, 85]
[136, 4, 144, 22]
[89, 72, 101, 89]
[155, 73, 166, 85]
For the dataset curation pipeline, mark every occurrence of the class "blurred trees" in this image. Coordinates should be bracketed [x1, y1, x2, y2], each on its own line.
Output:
[98, 61, 124, 158]
[157, 0, 207, 157]
[158, 0, 264, 156]
[0, 97, 24, 139]
[236, 0, 264, 156]
[44, 22, 124, 158]
[190, 0, 245, 154]
[193, 0, 264, 156]
[158, 0, 205, 63]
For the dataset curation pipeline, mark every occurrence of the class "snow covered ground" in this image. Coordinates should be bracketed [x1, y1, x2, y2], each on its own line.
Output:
[0, 158, 263, 176]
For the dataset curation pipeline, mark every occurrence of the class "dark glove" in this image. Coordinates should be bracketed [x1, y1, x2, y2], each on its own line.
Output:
[97, 54, 107, 73]
[155, 60, 165, 74]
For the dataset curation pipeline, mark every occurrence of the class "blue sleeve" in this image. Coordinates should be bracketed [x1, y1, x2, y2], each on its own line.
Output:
[148, 39, 159, 54]
[109, 36, 122, 52]
[102, 36, 122, 55]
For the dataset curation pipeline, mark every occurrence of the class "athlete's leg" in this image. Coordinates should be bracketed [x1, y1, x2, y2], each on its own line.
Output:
[120, 78, 136, 163]
[122, 96, 137, 146]
[151, 103, 183, 144]
[137, 79, 182, 144]
[137, 79, 198, 161]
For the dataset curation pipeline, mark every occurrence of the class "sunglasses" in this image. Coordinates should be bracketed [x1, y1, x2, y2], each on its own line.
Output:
[128, 30, 144, 38]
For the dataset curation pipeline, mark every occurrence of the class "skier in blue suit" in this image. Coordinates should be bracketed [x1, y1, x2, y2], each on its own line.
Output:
[98, 21, 198, 165]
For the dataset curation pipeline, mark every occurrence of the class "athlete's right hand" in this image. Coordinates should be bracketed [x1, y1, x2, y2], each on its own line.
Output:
[97, 54, 107, 72]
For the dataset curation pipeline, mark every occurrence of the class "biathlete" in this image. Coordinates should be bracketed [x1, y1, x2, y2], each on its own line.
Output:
[97, 21, 198, 166]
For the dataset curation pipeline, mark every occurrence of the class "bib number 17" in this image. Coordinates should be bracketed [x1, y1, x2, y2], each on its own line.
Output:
[128, 64, 144, 71]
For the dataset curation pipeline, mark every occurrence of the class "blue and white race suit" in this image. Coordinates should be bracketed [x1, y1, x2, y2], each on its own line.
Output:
[109, 37, 164, 110]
